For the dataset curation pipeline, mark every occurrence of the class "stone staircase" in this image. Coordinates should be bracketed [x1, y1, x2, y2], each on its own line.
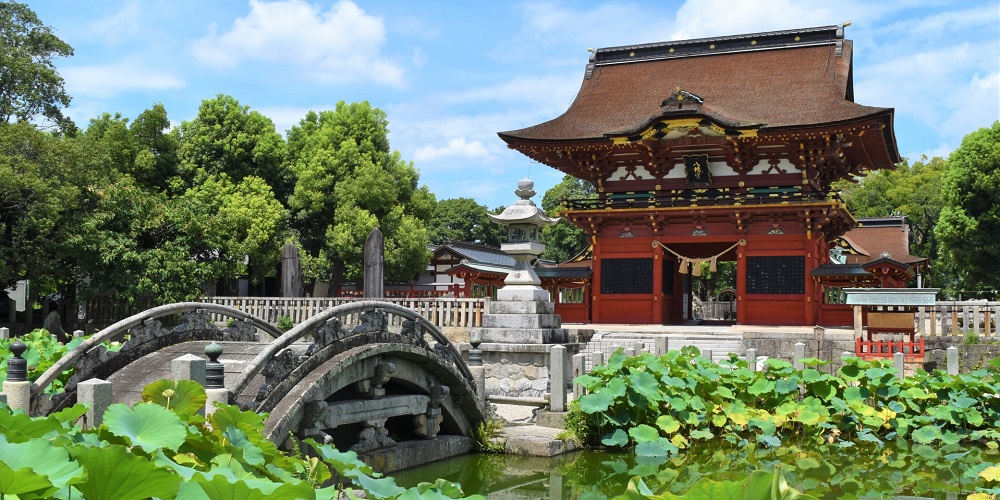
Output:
[579, 330, 743, 371]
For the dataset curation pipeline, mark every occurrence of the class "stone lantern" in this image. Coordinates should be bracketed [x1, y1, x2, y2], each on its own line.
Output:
[488, 178, 560, 302]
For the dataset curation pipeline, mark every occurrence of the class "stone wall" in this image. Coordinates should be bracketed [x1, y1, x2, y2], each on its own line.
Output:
[922, 338, 1000, 372]
[478, 342, 582, 398]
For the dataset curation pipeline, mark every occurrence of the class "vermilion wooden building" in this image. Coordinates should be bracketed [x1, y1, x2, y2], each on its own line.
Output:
[498, 25, 900, 326]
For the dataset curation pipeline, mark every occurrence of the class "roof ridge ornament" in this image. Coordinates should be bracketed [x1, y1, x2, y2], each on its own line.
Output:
[661, 87, 704, 108]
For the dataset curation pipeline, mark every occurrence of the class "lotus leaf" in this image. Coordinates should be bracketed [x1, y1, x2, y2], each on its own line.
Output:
[603, 428, 629, 447]
[143, 379, 208, 416]
[630, 424, 661, 443]
[104, 402, 187, 454]
[580, 392, 615, 414]
[656, 415, 681, 434]
[70, 444, 181, 500]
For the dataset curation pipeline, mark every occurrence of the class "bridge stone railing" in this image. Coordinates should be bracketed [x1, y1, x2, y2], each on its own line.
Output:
[200, 296, 488, 330]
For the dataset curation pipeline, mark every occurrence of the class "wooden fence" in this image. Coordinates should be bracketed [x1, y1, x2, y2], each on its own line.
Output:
[198, 296, 488, 330]
[916, 301, 1000, 338]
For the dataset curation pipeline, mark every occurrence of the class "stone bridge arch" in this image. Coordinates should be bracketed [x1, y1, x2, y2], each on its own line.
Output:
[232, 301, 487, 463]
[30, 302, 281, 416]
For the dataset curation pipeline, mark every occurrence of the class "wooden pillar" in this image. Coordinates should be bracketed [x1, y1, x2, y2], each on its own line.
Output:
[592, 241, 602, 323]
[735, 242, 747, 324]
[652, 247, 663, 324]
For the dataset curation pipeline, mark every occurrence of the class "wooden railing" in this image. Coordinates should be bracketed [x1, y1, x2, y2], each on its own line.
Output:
[198, 296, 488, 329]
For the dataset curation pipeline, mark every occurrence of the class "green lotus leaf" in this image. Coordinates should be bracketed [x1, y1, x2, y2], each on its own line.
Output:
[49, 403, 89, 427]
[629, 371, 662, 401]
[748, 378, 774, 396]
[629, 424, 660, 443]
[912, 425, 943, 444]
[188, 470, 316, 500]
[715, 386, 734, 400]
[601, 428, 628, 447]
[690, 429, 714, 441]
[103, 403, 186, 454]
[223, 426, 265, 467]
[840, 364, 861, 380]
[0, 437, 85, 493]
[795, 408, 822, 426]
[573, 374, 603, 391]
[579, 392, 615, 414]
[0, 462, 54, 496]
[656, 415, 681, 434]
[843, 386, 869, 401]
[142, 379, 208, 416]
[70, 444, 181, 500]
[0, 408, 62, 441]
[888, 400, 906, 413]
[711, 413, 727, 427]
[951, 396, 977, 409]
[635, 439, 672, 457]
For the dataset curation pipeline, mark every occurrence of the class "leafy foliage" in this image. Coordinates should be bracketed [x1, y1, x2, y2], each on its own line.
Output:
[540, 175, 595, 263]
[287, 101, 432, 284]
[429, 197, 505, 247]
[935, 121, 1000, 293]
[0, 329, 119, 393]
[0, 379, 482, 499]
[0, 1, 74, 129]
[560, 347, 1000, 496]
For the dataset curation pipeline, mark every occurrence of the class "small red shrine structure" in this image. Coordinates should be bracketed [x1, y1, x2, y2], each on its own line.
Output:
[498, 25, 900, 326]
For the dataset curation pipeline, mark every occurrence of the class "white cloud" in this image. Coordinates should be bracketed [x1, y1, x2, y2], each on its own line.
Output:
[62, 61, 185, 99]
[190, 0, 405, 87]
[413, 137, 491, 163]
[86, 1, 144, 47]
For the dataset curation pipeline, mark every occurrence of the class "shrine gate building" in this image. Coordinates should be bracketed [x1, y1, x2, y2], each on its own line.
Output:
[498, 25, 900, 326]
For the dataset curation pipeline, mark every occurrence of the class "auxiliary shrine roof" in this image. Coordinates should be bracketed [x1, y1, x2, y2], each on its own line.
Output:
[500, 25, 898, 163]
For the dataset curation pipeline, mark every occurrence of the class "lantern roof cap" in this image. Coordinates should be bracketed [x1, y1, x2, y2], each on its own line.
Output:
[488, 178, 560, 227]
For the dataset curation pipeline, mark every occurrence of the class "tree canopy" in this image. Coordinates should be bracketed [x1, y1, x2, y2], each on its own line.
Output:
[540, 175, 594, 263]
[287, 101, 432, 284]
[428, 197, 505, 247]
[935, 121, 1000, 292]
[0, 1, 73, 130]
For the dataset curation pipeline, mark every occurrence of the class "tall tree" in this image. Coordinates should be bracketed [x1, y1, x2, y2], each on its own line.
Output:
[429, 197, 505, 247]
[287, 101, 432, 286]
[174, 95, 291, 202]
[935, 122, 1000, 293]
[0, 1, 74, 131]
[0, 122, 85, 291]
[82, 105, 179, 191]
[540, 175, 595, 262]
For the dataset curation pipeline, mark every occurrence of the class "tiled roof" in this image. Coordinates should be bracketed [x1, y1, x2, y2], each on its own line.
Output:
[841, 219, 926, 265]
[500, 25, 895, 155]
[436, 241, 514, 267]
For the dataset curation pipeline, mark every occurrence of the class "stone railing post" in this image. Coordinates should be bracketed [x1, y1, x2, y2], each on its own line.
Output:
[746, 348, 757, 372]
[172, 354, 207, 386]
[893, 352, 905, 377]
[571, 353, 586, 397]
[624, 347, 636, 357]
[793, 342, 806, 370]
[591, 351, 604, 372]
[3, 341, 30, 412]
[702, 348, 713, 364]
[73, 329, 85, 339]
[633, 341, 644, 354]
[0, 327, 9, 340]
[78, 378, 113, 428]
[549, 345, 567, 412]
[946, 346, 959, 375]
[654, 337, 668, 356]
[204, 342, 229, 416]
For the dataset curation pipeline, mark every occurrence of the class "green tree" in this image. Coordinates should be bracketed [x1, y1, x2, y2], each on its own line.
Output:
[0, 123, 87, 291]
[0, 1, 74, 130]
[287, 101, 432, 286]
[540, 175, 595, 262]
[935, 122, 1000, 293]
[429, 197, 505, 247]
[174, 95, 291, 202]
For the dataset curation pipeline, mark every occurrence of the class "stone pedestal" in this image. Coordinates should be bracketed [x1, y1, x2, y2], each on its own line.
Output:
[476, 300, 566, 344]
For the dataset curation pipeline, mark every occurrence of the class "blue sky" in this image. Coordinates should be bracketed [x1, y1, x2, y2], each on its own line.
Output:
[27, 0, 1000, 211]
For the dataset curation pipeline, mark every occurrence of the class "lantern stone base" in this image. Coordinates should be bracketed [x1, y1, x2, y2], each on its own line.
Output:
[497, 285, 550, 302]
[474, 296, 566, 344]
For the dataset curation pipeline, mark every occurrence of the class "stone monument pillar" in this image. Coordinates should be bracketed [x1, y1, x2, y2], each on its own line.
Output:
[364, 228, 384, 299]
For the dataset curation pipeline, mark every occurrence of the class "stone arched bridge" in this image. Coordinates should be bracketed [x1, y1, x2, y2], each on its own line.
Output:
[29, 301, 488, 469]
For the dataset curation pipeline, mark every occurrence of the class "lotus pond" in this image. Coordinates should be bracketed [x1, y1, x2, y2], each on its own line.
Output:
[400, 348, 1000, 498]
[395, 442, 998, 498]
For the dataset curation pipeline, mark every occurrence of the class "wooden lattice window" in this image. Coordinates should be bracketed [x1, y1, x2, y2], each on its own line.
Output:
[601, 258, 653, 294]
[746, 256, 804, 294]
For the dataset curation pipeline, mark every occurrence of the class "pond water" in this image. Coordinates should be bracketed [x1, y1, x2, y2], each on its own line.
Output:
[393, 443, 998, 499]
